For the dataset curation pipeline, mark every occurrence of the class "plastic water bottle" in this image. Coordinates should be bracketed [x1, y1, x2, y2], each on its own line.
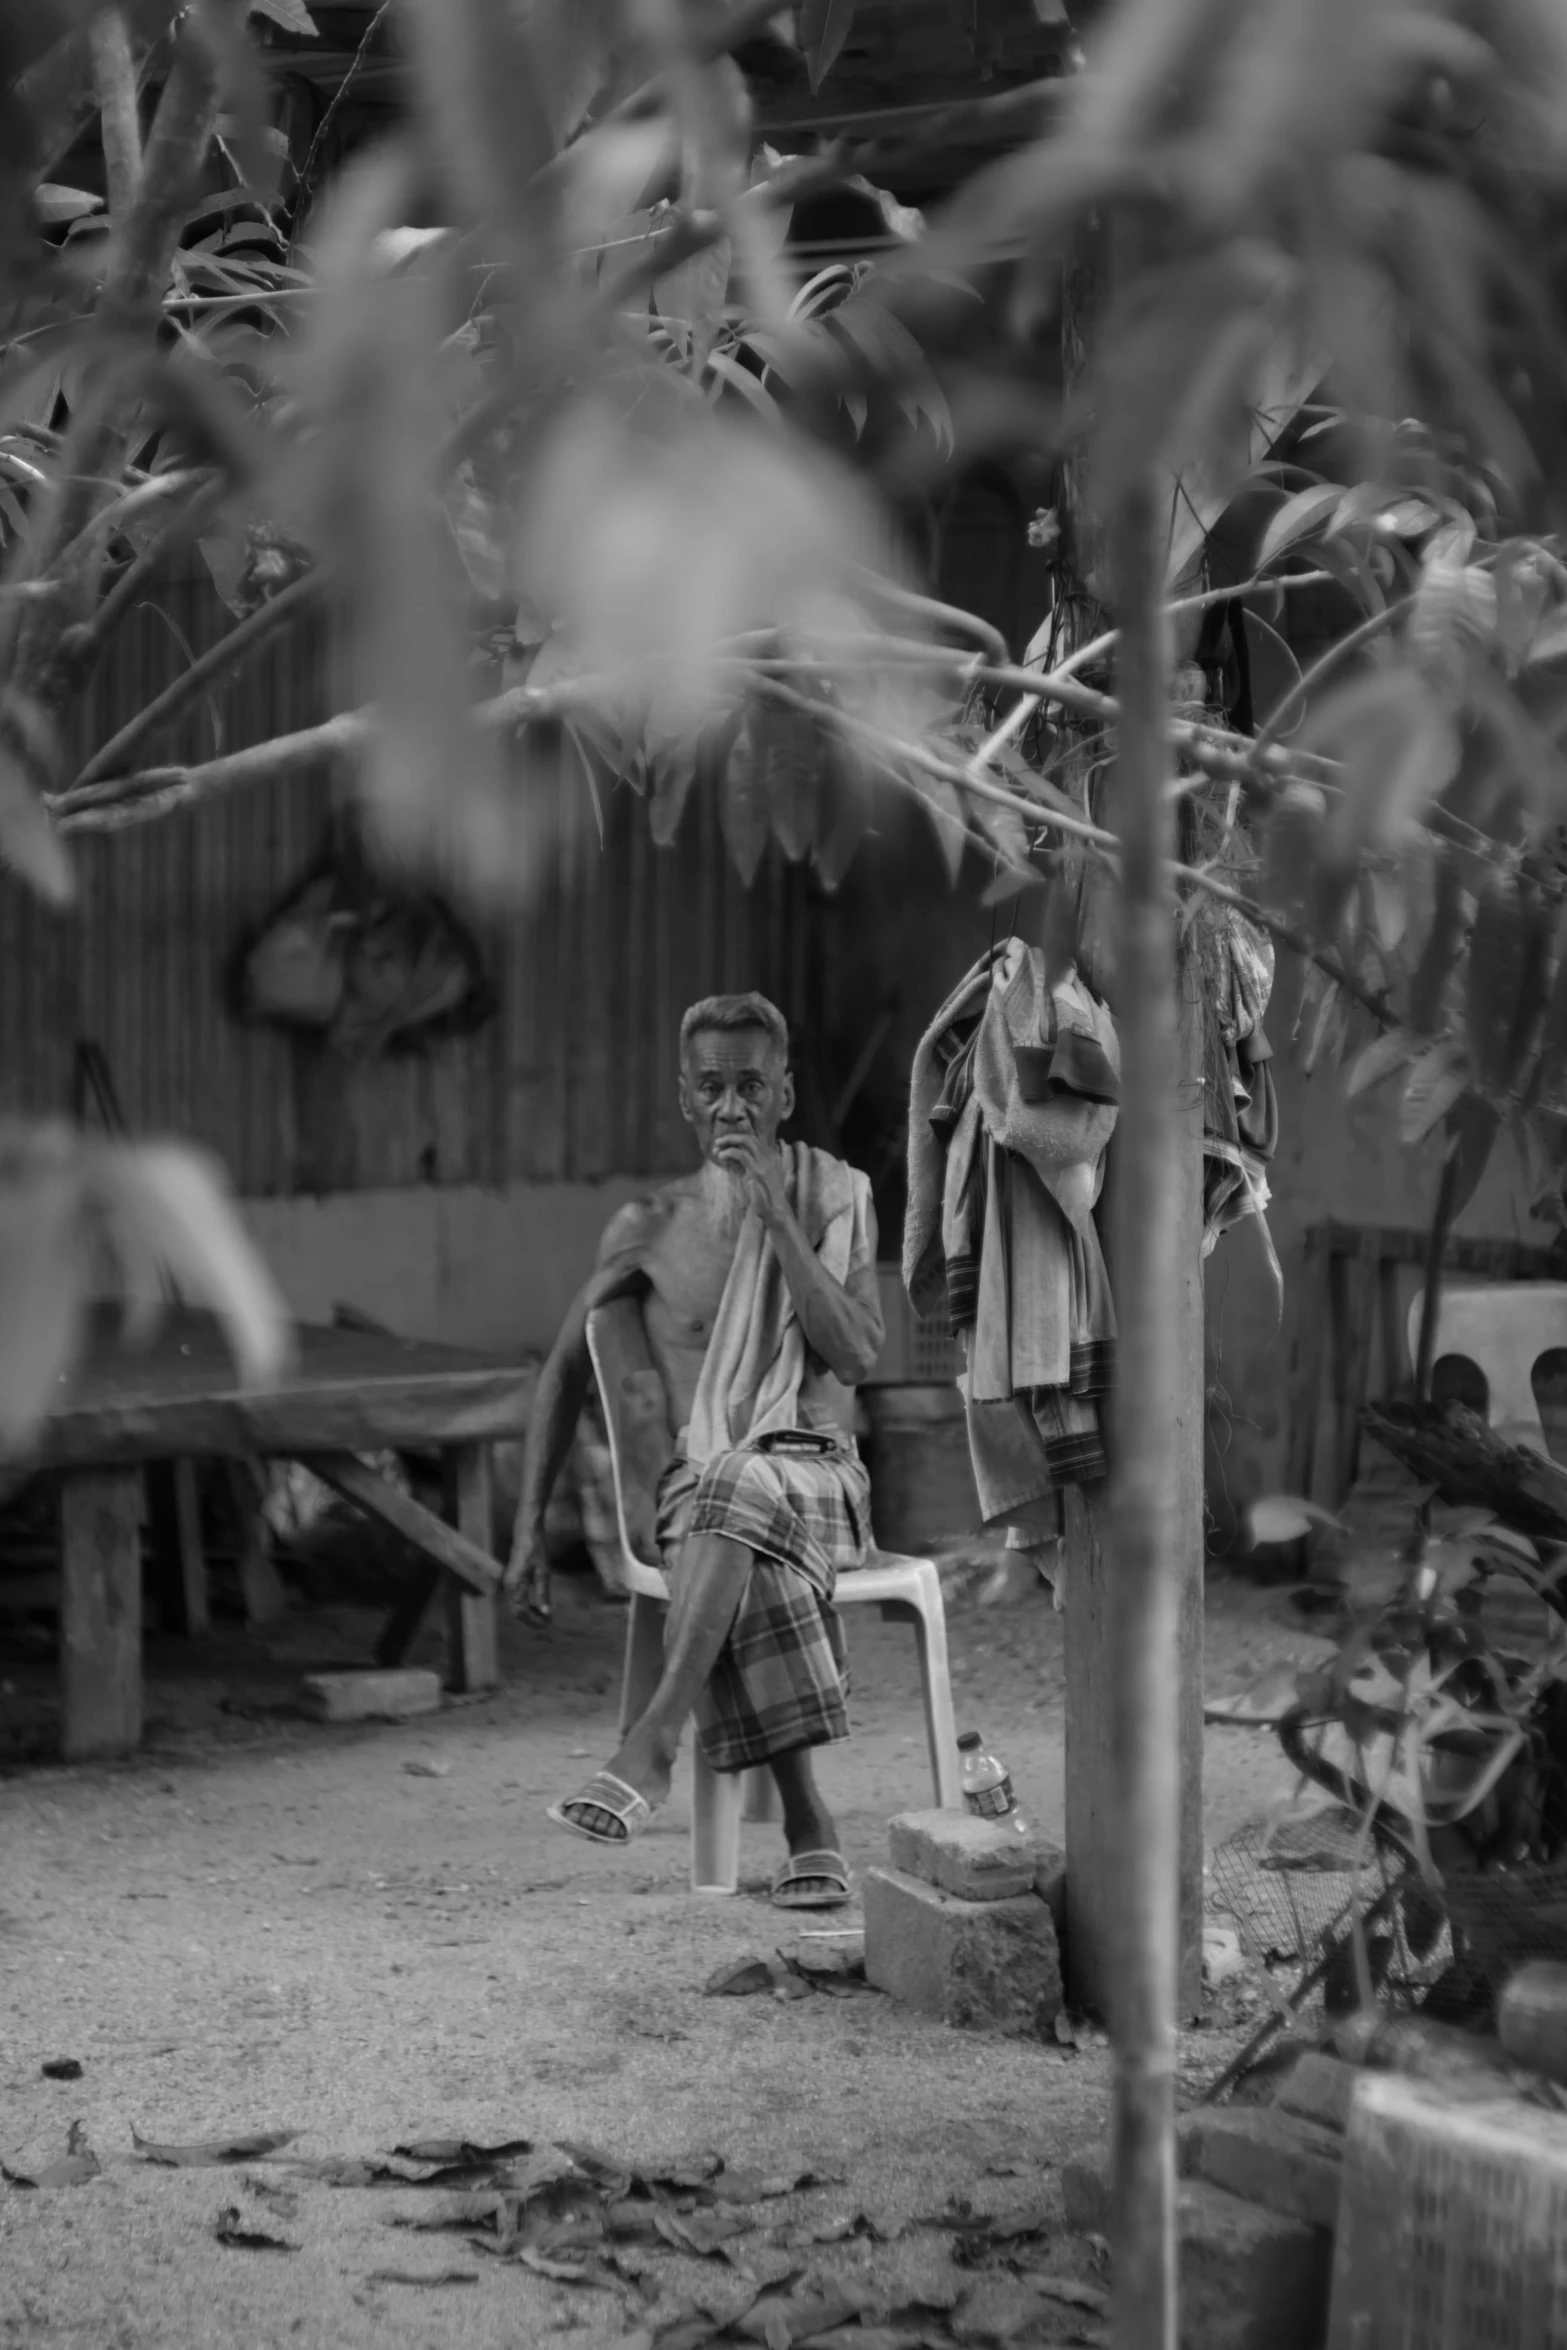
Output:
[958, 1730, 1032, 1837]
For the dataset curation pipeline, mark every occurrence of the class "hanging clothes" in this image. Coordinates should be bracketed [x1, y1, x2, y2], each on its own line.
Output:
[905, 940, 1119, 1518]
[1193, 901, 1282, 1311]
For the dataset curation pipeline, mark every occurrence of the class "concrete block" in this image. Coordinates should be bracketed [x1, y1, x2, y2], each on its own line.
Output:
[887, 1809, 1059, 1904]
[1274, 2052, 1357, 2136]
[1061, 2150, 1331, 2350]
[1181, 2179, 1333, 2350]
[1033, 1844, 1066, 1929]
[300, 1669, 442, 1722]
[1177, 2106, 1344, 2231]
[863, 1865, 1062, 2038]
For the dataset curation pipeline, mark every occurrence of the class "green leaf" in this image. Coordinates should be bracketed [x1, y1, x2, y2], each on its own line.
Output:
[799, 0, 858, 93]
[1526, 908, 1567, 1109]
[35, 185, 102, 225]
[1401, 1042, 1469, 1144]
[1257, 483, 1346, 570]
[1444, 1094, 1501, 1222]
[1306, 666, 1461, 865]
[1248, 1495, 1343, 1545]
[0, 1132, 86, 1458]
[908, 765, 967, 884]
[249, 0, 318, 29]
[99, 1145, 290, 1391]
[1466, 872, 1547, 1098]
[1346, 1026, 1415, 1099]
[758, 702, 821, 864]
[1408, 849, 1466, 1036]
[812, 749, 872, 892]
[721, 711, 769, 888]
[655, 240, 732, 374]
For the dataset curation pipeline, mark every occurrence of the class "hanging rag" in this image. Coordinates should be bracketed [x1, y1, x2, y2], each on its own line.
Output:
[905, 941, 1119, 1513]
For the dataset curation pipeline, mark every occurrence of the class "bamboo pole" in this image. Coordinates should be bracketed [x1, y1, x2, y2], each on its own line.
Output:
[1106, 459, 1180, 2350]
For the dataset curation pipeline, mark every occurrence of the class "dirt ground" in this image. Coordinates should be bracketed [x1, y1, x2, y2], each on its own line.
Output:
[0, 1559, 1328, 2350]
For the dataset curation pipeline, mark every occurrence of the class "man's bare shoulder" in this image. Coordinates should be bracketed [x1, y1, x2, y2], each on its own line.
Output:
[595, 1179, 698, 1263]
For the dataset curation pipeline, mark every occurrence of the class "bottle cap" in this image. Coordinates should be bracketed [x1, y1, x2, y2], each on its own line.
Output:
[956, 1731, 981, 1751]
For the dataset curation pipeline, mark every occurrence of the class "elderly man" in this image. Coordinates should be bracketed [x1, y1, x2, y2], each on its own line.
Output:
[504, 991, 884, 1910]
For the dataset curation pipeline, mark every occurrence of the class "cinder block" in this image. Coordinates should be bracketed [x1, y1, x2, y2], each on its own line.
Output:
[1181, 2179, 1333, 2350]
[1274, 2052, 1357, 2136]
[300, 1669, 442, 1722]
[887, 1809, 1060, 1903]
[1178, 2106, 1344, 2231]
[863, 1865, 1062, 2038]
[1061, 2150, 1331, 2350]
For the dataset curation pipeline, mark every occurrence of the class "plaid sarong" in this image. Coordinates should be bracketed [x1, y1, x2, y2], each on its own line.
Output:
[656, 1437, 870, 1775]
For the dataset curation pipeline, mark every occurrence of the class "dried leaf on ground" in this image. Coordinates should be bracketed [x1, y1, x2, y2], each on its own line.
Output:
[2, 2122, 101, 2191]
[390, 2134, 531, 2166]
[214, 2203, 296, 2251]
[363, 2266, 478, 2288]
[706, 1957, 778, 1998]
[39, 2058, 82, 2080]
[134, 2126, 299, 2168]
[401, 1758, 451, 1778]
[246, 2176, 300, 2220]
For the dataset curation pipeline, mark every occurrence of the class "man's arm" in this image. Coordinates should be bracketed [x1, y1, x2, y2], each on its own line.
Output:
[726, 1136, 884, 1384]
[503, 1198, 664, 1622]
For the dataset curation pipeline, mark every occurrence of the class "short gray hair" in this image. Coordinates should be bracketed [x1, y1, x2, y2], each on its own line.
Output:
[679, 992, 789, 1065]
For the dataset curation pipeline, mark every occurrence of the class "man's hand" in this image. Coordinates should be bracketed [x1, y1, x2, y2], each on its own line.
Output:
[714, 1130, 790, 1229]
[502, 1521, 552, 1626]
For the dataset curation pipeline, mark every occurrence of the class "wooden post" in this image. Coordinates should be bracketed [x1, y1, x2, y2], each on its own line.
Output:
[443, 1444, 500, 1692]
[1104, 458, 1179, 2350]
[60, 1468, 144, 1760]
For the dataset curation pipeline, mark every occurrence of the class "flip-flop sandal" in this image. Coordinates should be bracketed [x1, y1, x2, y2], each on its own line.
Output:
[771, 1848, 852, 1910]
[547, 1771, 655, 1847]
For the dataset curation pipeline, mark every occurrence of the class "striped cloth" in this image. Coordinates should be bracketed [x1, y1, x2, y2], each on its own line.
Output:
[655, 1436, 870, 1775]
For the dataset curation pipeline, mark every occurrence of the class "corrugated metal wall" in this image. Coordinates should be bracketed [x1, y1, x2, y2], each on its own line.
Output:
[0, 570, 840, 1195]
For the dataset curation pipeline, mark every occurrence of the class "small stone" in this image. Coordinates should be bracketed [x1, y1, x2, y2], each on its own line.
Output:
[863, 1866, 1061, 2038]
[887, 1809, 1058, 1904]
[299, 1669, 442, 1723]
[1177, 2107, 1344, 2231]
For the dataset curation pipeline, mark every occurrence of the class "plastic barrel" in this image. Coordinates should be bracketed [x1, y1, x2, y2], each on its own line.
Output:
[863, 1383, 979, 1553]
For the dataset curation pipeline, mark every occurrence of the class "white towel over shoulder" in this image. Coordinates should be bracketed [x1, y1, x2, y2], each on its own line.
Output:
[685, 1141, 871, 1465]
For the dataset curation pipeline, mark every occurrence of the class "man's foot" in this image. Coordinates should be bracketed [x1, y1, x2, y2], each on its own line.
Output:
[547, 1771, 656, 1846]
[771, 1847, 852, 1909]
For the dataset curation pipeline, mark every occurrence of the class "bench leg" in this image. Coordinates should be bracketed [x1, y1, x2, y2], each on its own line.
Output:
[443, 1445, 499, 1692]
[60, 1468, 143, 1761]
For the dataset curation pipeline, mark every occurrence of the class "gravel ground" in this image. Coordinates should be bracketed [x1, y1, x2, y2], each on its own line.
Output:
[0, 1560, 1328, 2349]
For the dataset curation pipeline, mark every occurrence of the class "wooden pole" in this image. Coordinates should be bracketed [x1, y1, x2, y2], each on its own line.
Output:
[1057, 227, 1204, 2027]
[1105, 464, 1180, 2350]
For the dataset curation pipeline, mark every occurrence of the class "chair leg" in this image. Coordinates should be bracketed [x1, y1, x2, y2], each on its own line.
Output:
[908, 1567, 963, 1809]
[619, 1590, 666, 1738]
[742, 1767, 778, 1825]
[691, 1743, 743, 1895]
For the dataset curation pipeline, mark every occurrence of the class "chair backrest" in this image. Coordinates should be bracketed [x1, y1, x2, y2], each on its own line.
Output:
[1405, 1282, 1567, 1457]
[585, 1299, 675, 1577]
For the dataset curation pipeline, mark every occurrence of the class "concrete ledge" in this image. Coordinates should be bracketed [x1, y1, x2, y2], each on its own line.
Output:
[863, 1866, 1062, 2038]
[1274, 2052, 1357, 2136]
[1178, 2106, 1344, 2231]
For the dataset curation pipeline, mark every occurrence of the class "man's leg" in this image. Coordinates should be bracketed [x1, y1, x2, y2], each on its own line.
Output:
[768, 1746, 843, 1892]
[559, 1531, 750, 1838]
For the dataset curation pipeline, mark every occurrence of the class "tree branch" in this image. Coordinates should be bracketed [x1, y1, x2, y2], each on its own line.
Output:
[89, 8, 142, 219]
[68, 568, 322, 792]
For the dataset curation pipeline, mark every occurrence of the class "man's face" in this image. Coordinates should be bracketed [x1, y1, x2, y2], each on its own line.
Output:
[679, 1026, 793, 1168]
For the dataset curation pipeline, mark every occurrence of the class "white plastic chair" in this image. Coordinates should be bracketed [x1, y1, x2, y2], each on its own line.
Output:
[585, 1298, 963, 1894]
[1405, 1281, 1567, 1455]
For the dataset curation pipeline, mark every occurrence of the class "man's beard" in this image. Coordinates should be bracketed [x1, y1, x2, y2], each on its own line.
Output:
[700, 1154, 750, 1241]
